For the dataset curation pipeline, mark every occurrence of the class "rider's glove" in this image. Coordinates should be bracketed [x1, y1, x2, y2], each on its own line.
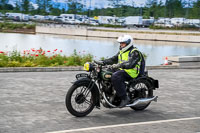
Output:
[112, 63, 121, 69]
[94, 60, 104, 65]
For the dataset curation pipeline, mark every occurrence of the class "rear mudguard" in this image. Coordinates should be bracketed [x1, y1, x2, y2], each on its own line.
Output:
[73, 78, 100, 108]
[131, 76, 159, 90]
[129, 76, 158, 98]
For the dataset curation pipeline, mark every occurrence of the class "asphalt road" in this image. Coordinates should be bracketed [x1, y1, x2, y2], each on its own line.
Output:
[0, 69, 200, 133]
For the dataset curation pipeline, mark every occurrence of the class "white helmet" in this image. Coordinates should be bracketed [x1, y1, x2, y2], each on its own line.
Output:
[117, 35, 133, 53]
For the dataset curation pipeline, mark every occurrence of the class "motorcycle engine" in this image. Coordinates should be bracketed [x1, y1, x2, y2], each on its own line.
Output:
[102, 81, 112, 94]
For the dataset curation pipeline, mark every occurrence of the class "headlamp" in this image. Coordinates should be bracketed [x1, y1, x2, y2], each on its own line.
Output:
[83, 62, 93, 72]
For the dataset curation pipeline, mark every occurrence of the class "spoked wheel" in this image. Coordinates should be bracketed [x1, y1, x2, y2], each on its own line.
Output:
[130, 80, 152, 111]
[65, 82, 95, 117]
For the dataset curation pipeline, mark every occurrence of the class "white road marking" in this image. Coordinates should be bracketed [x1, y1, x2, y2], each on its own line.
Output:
[46, 116, 200, 133]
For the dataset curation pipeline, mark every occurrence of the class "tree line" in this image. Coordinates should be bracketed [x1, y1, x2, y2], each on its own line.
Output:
[0, 0, 200, 19]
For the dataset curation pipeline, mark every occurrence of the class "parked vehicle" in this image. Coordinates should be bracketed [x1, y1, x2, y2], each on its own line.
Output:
[154, 23, 173, 28]
[5, 13, 29, 21]
[0, 12, 3, 20]
[5, 13, 22, 20]
[13, 16, 21, 21]
[59, 14, 85, 24]
[60, 14, 75, 20]
[44, 16, 50, 21]
[164, 23, 174, 28]
[76, 14, 87, 20]
[124, 16, 143, 27]
[89, 20, 99, 25]
[142, 19, 154, 27]
[116, 17, 125, 25]
[185, 19, 200, 25]
[98, 16, 117, 25]
[194, 24, 200, 28]
[73, 19, 83, 24]
[171, 18, 186, 26]
[65, 19, 75, 24]
[48, 15, 58, 21]
[54, 16, 65, 23]
[65, 62, 159, 117]
[32, 15, 45, 21]
[156, 17, 171, 24]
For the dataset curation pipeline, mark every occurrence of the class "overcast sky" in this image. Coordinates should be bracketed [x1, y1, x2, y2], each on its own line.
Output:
[69, 0, 161, 9]
[8, 0, 159, 8]
[8, 0, 195, 9]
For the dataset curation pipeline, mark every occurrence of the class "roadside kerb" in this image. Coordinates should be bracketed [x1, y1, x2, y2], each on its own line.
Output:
[0, 65, 199, 72]
[0, 66, 83, 72]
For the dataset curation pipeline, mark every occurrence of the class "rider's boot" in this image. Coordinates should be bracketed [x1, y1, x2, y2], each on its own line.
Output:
[119, 96, 130, 108]
[109, 95, 115, 103]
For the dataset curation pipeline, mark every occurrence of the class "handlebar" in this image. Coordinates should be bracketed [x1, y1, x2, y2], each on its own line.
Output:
[92, 61, 112, 69]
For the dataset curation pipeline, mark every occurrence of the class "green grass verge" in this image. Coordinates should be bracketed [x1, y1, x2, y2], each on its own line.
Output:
[149, 25, 200, 31]
[0, 22, 35, 30]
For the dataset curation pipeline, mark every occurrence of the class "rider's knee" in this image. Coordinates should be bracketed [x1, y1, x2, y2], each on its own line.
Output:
[111, 72, 121, 82]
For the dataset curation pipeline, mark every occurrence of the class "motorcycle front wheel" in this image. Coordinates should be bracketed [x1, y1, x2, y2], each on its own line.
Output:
[65, 82, 95, 117]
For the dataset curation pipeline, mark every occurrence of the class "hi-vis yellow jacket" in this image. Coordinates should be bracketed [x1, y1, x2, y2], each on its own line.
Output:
[103, 47, 142, 78]
[118, 48, 141, 78]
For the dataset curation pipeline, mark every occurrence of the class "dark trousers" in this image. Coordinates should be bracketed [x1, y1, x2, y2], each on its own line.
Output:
[111, 70, 132, 99]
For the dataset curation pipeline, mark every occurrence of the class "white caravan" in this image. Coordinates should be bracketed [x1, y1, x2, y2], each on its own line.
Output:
[124, 16, 143, 27]
[60, 14, 75, 20]
[5, 13, 29, 21]
[156, 17, 171, 24]
[171, 18, 186, 25]
[98, 16, 117, 25]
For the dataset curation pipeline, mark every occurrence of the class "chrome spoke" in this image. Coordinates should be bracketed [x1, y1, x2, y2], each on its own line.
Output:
[71, 86, 93, 113]
[85, 99, 92, 105]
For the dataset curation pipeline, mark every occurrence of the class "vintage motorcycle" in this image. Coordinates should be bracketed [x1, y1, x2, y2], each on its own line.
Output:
[65, 62, 159, 117]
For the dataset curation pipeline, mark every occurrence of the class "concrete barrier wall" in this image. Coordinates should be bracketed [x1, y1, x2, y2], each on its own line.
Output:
[167, 56, 200, 66]
[36, 26, 87, 36]
[36, 26, 200, 43]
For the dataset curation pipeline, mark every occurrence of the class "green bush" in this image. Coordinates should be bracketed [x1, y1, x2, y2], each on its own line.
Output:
[0, 53, 8, 67]
[22, 60, 35, 67]
[7, 61, 21, 67]
[0, 61, 7, 67]
[25, 24, 36, 29]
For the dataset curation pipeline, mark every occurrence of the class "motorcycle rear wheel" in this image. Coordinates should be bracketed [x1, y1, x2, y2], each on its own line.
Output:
[65, 82, 95, 117]
[130, 80, 152, 111]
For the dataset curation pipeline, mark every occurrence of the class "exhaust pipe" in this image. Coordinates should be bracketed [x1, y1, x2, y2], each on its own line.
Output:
[126, 96, 158, 107]
[103, 93, 158, 108]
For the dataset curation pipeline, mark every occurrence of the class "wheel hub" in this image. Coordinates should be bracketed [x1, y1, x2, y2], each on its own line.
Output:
[75, 93, 86, 104]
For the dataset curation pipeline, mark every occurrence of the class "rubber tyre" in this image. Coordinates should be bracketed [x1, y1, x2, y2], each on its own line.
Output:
[65, 83, 95, 117]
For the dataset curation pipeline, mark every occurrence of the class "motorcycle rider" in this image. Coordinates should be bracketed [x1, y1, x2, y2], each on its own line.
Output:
[95, 35, 145, 108]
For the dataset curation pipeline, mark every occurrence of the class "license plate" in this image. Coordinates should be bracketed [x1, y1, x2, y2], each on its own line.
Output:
[76, 73, 89, 80]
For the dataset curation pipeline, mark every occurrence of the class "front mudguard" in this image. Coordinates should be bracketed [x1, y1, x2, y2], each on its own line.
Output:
[73, 78, 100, 108]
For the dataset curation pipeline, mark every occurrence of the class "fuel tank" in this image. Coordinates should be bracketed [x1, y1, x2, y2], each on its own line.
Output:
[101, 70, 113, 81]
